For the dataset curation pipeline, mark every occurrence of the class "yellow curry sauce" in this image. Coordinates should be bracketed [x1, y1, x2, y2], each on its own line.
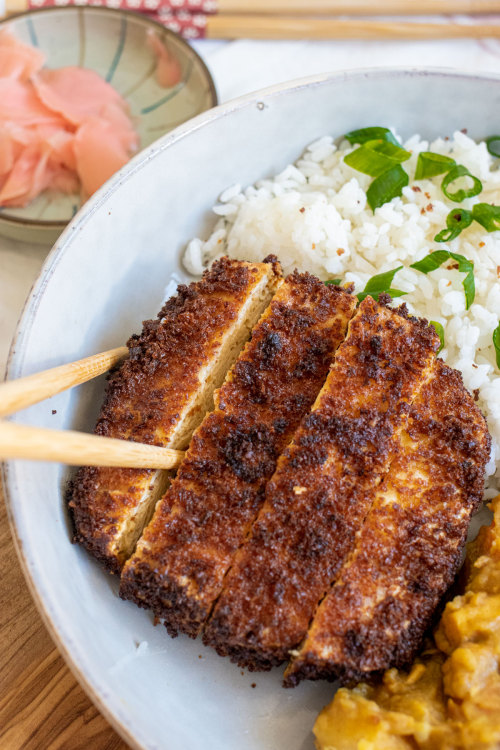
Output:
[314, 494, 500, 750]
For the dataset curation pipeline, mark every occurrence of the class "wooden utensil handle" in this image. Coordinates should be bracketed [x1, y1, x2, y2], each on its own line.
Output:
[218, 0, 500, 13]
[6, 0, 500, 14]
[0, 421, 185, 469]
[0, 346, 128, 418]
[206, 16, 500, 39]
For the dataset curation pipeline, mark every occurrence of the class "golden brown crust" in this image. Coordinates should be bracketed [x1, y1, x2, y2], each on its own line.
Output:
[203, 297, 440, 670]
[68, 257, 279, 573]
[285, 360, 491, 687]
[119, 273, 357, 635]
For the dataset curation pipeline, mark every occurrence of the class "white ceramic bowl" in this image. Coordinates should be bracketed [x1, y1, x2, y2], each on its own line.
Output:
[4, 69, 500, 750]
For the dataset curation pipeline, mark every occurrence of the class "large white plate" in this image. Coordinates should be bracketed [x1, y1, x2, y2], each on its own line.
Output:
[4, 69, 500, 750]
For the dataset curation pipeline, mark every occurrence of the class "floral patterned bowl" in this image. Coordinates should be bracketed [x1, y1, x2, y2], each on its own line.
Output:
[0, 6, 217, 244]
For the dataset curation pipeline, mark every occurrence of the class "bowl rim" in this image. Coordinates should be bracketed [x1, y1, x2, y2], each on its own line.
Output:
[0, 4, 218, 231]
[4, 65, 500, 750]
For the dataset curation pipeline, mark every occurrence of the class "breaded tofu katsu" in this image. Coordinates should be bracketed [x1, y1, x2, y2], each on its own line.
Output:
[119, 272, 357, 635]
[69, 257, 281, 572]
[70, 257, 491, 686]
[284, 358, 490, 687]
[204, 297, 440, 670]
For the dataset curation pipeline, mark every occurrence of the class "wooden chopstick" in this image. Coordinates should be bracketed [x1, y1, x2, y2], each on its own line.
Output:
[204, 15, 500, 39]
[0, 421, 185, 469]
[0, 346, 128, 418]
[217, 0, 500, 13]
[6, 0, 500, 15]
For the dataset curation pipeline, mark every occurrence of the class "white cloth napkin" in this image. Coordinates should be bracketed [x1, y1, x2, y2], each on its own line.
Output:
[2, 34, 500, 375]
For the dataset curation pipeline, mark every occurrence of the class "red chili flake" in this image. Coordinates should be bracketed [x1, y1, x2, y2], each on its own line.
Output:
[447, 263, 459, 270]
[461, 128, 468, 134]
[411, 186, 422, 193]
[445, 136, 450, 140]
[479, 241, 485, 247]
[299, 207, 305, 213]
[420, 207, 426, 215]
[251, 683, 257, 688]
[425, 192, 431, 199]
[473, 388, 480, 401]
[472, 363, 478, 369]
[337, 248, 345, 256]
[52, 409, 57, 414]
[447, 281, 452, 286]
[497, 265, 500, 277]
[426, 203, 433, 212]
[312, 243, 316, 249]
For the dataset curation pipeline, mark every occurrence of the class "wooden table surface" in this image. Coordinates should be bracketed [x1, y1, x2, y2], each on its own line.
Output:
[0, 482, 130, 750]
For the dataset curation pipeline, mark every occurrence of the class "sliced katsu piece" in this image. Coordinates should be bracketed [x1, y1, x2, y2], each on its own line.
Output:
[285, 360, 491, 688]
[119, 272, 357, 636]
[68, 257, 281, 573]
[203, 297, 440, 671]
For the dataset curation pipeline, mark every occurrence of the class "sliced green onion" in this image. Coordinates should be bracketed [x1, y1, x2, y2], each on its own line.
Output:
[486, 135, 500, 158]
[434, 209, 473, 243]
[364, 139, 411, 161]
[325, 278, 342, 285]
[344, 147, 400, 178]
[415, 152, 456, 179]
[344, 126, 400, 146]
[430, 320, 445, 354]
[366, 164, 409, 211]
[410, 250, 475, 309]
[493, 322, 500, 369]
[472, 203, 500, 232]
[344, 139, 410, 178]
[356, 266, 407, 302]
[441, 165, 482, 203]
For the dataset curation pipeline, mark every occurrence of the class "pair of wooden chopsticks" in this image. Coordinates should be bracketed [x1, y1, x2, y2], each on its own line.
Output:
[0, 348, 184, 470]
[5, 0, 500, 39]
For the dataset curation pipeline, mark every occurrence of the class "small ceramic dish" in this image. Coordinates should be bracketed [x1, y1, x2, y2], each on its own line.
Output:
[0, 6, 217, 245]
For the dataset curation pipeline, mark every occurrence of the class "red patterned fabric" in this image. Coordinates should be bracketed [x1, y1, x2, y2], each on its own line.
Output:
[27, 0, 215, 14]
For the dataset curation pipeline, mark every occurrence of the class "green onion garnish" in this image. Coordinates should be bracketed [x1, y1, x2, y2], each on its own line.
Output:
[486, 135, 500, 158]
[471, 203, 500, 232]
[356, 266, 407, 302]
[410, 250, 475, 309]
[434, 208, 473, 243]
[344, 127, 400, 146]
[344, 141, 410, 178]
[430, 320, 445, 354]
[493, 322, 500, 369]
[325, 278, 342, 285]
[364, 139, 411, 161]
[441, 165, 482, 203]
[366, 164, 409, 212]
[415, 152, 456, 179]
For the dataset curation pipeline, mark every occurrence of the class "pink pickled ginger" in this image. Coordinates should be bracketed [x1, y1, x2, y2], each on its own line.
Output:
[146, 30, 182, 88]
[0, 30, 139, 208]
[0, 29, 45, 81]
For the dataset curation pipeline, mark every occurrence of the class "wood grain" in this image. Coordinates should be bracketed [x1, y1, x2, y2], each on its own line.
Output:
[0, 483, 130, 750]
[0, 346, 128, 418]
[0, 422, 185, 469]
[207, 15, 500, 39]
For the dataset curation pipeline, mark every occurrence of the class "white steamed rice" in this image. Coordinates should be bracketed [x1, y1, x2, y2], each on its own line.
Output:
[182, 130, 500, 494]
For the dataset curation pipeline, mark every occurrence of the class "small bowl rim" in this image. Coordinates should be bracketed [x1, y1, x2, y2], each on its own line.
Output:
[0, 5, 218, 231]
